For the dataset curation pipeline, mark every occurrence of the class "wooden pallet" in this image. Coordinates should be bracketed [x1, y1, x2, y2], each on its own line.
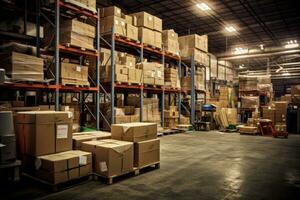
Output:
[143, 43, 162, 51]
[61, 43, 97, 53]
[61, 79, 90, 87]
[23, 173, 92, 192]
[144, 84, 163, 88]
[8, 79, 52, 85]
[162, 128, 183, 135]
[93, 162, 160, 184]
[115, 34, 140, 44]
[176, 124, 193, 131]
[164, 86, 180, 90]
[115, 81, 142, 86]
[164, 51, 179, 58]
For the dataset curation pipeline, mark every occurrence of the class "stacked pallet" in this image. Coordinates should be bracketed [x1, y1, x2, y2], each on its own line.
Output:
[137, 62, 164, 86]
[164, 105, 179, 128]
[178, 34, 209, 66]
[130, 11, 162, 48]
[162, 29, 179, 55]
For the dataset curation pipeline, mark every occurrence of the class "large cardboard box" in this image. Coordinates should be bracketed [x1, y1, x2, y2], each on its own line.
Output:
[178, 34, 208, 52]
[126, 23, 138, 41]
[130, 12, 154, 29]
[275, 101, 288, 123]
[138, 27, 154, 46]
[134, 139, 160, 168]
[15, 111, 73, 156]
[72, 131, 111, 149]
[60, 62, 89, 86]
[111, 122, 157, 142]
[153, 16, 162, 32]
[81, 139, 133, 177]
[241, 96, 260, 109]
[36, 150, 92, 184]
[162, 29, 179, 55]
[154, 31, 162, 49]
[100, 6, 122, 18]
[101, 16, 126, 36]
[0, 52, 44, 81]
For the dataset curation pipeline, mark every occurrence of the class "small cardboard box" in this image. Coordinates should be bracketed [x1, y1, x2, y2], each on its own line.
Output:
[126, 23, 138, 41]
[134, 138, 160, 168]
[138, 27, 154, 46]
[100, 6, 122, 18]
[125, 106, 135, 115]
[81, 139, 134, 177]
[153, 16, 162, 32]
[111, 122, 157, 142]
[101, 16, 126, 36]
[72, 131, 112, 150]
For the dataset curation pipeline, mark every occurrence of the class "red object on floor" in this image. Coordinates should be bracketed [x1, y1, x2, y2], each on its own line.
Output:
[259, 119, 288, 138]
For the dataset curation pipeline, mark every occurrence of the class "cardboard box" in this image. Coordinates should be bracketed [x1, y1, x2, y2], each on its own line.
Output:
[125, 106, 135, 115]
[100, 6, 121, 18]
[138, 27, 154, 46]
[134, 139, 160, 168]
[36, 150, 92, 184]
[130, 115, 140, 122]
[126, 23, 138, 41]
[111, 122, 157, 142]
[241, 96, 260, 109]
[130, 12, 154, 29]
[0, 52, 44, 81]
[153, 16, 162, 32]
[162, 29, 179, 55]
[60, 62, 89, 86]
[119, 53, 136, 68]
[154, 31, 162, 49]
[72, 131, 112, 150]
[178, 34, 208, 52]
[275, 101, 288, 122]
[81, 139, 134, 177]
[15, 111, 72, 156]
[101, 16, 126, 36]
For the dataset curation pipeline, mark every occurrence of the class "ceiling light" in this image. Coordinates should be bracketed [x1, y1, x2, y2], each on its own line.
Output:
[285, 40, 299, 48]
[225, 26, 236, 33]
[282, 71, 291, 76]
[232, 47, 248, 55]
[239, 64, 244, 69]
[196, 3, 211, 11]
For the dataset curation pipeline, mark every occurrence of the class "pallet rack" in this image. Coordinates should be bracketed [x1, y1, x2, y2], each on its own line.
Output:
[100, 25, 182, 129]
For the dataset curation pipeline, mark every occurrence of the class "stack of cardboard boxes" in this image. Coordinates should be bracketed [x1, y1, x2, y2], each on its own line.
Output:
[162, 29, 179, 55]
[241, 96, 260, 108]
[60, 19, 95, 50]
[291, 85, 300, 104]
[137, 62, 164, 86]
[164, 106, 179, 128]
[14, 111, 92, 184]
[164, 67, 180, 89]
[72, 131, 112, 150]
[239, 75, 258, 91]
[179, 34, 209, 66]
[81, 123, 159, 179]
[60, 60, 89, 86]
[130, 11, 162, 49]
[181, 69, 204, 91]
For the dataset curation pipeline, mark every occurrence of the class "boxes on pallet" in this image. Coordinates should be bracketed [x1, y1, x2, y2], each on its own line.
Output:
[291, 85, 300, 103]
[36, 150, 92, 184]
[118, 52, 136, 68]
[111, 122, 157, 142]
[60, 62, 89, 86]
[126, 23, 138, 41]
[82, 139, 134, 177]
[0, 52, 44, 81]
[100, 64, 128, 83]
[164, 68, 178, 88]
[164, 118, 178, 128]
[137, 62, 164, 86]
[125, 106, 135, 115]
[180, 71, 204, 90]
[101, 16, 126, 36]
[100, 6, 122, 18]
[280, 94, 292, 103]
[262, 106, 275, 123]
[239, 75, 258, 91]
[179, 115, 190, 125]
[72, 131, 112, 150]
[50, 0, 96, 12]
[60, 19, 95, 50]
[125, 15, 134, 25]
[162, 29, 179, 55]
[134, 138, 160, 168]
[130, 11, 154, 29]
[179, 47, 209, 66]
[179, 34, 208, 52]
[15, 111, 73, 156]
[154, 63, 164, 86]
[138, 27, 155, 46]
[241, 96, 259, 108]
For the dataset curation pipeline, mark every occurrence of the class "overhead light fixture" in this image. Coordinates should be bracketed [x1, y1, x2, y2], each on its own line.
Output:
[239, 64, 245, 69]
[196, 3, 211, 11]
[225, 26, 236, 33]
[282, 71, 291, 76]
[232, 47, 248, 55]
[260, 44, 264, 50]
[285, 40, 299, 49]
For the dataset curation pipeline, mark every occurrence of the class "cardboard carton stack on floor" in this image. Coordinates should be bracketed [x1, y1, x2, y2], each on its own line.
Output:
[136, 62, 164, 86]
[130, 11, 162, 49]
[112, 123, 159, 168]
[14, 111, 92, 183]
[162, 29, 179, 55]
[72, 131, 111, 150]
[164, 67, 180, 89]
[0, 51, 44, 81]
[178, 34, 209, 66]
[60, 19, 96, 50]
[164, 105, 179, 128]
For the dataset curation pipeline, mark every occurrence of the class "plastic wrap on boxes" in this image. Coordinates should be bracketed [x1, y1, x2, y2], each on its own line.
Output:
[241, 96, 259, 108]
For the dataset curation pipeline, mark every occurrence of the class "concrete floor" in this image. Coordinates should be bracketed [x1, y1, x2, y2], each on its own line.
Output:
[2, 131, 300, 200]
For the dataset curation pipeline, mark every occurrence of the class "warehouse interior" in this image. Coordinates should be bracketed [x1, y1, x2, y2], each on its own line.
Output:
[0, 0, 300, 199]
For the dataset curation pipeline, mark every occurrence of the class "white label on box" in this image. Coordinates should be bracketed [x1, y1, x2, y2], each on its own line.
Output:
[99, 161, 108, 172]
[79, 155, 87, 165]
[157, 71, 162, 78]
[56, 124, 68, 139]
[76, 66, 81, 72]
